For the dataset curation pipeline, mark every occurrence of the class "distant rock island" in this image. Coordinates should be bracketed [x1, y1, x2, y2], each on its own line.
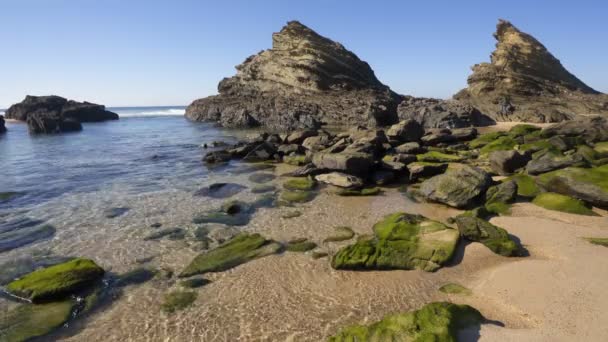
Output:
[5, 95, 119, 134]
[454, 19, 608, 122]
[187, 19, 608, 130]
[186, 21, 402, 130]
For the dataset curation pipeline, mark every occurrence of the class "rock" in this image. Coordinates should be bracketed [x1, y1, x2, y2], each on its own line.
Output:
[161, 291, 197, 313]
[282, 154, 309, 166]
[0, 301, 75, 341]
[312, 152, 374, 176]
[380, 158, 408, 172]
[242, 142, 277, 162]
[485, 180, 518, 215]
[315, 172, 363, 188]
[143, 227, 186, 241]
[27, 114, 82, 134]
[536, 165, 608, 209]
[397, 96, 495, 128]
[0, 115, 6, 134]
[384, 153, 416, 165]
[283, 177, 316, 191]
[407, 162, 448, 181]
[283, 163, 327, 177]
[419, 166, 492, 208]
[203, 150, 231, 164]
[336, 187, 381, 196]
[179, 278, 210, 289]
[103, 207, 130, 218]
[386, 119, 424, 142]
[251, 184, 276, 194]
[438, 283, 472, 295]
[372, 170, 395, 185]
[489, 150, 531, 175]
[454, 20, 608, 122]
[0, 218, 56, 253]
[179, 233, 280, 276]
[332, 213, 459, 271]
[302, 135, 332, 151]
[5, 95, 119, 122]
[248, 172, 276, 184]
[323, 226, 355, 243]
[277, 144, 303, 156]
[505, 174, 540, 198]
[394, 142, 425, 154]
[279, 190, 316, 204]
[6, 258, 105, 303]
[285, 130, 318, 144]
[454, 216, 519, 256]
[526, 153, 583, 175]
[532, 192, 596, 216]
[185, 21, 401, 130]
[193, 183, 247, 198]
[115, 268, 157, 287]
[285, 238, 317, 252]
[541, 116, 608, 143]
[416, 151, 464, 163]
[329, 302, 483, 342]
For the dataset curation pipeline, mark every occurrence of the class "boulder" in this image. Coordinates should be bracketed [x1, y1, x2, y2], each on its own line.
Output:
[0, 115, 6, 134]
[454, 216, 518, 256]
[242, 142, 277, 162]
[536, 165, 608, 209]
[315, 172, 363, 188]
[485, 180, 518, 214]
[407, 162, 448, 181]
[332, 213, 459, 272]
[186, 21, 401, 130]
[277, 144, 303, 155]
[394, 142, 425, 154]
[489, 150, 531, 175]
[5, 95, 118, 122]
[526, 153, 583, 175]
[27, 114, 82, 134]
[312, 152, 374, 176]
[203, 150, 231, 164]
[285, 130, 318, 144]
[301, 135, 331, 151]
[454, 20, 608, 122]
[398, 96, 494, 128]
[541, 116, 608, 143]
[419, 166, 492, 208]
[386, 119, 424, 142]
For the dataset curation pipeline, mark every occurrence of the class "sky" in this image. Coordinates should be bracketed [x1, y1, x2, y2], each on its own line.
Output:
[1, 0, 607, 108]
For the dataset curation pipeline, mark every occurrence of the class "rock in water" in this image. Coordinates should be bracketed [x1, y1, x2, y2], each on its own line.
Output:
[0, 115, 6, 134]
[454, 20, 608, 122]
[185, 21, 401, 130]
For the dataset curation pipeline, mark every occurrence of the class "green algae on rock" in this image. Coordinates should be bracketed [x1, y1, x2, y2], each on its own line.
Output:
[0, 300, 75, 342]
[251, 184, 276, 194]
[285, 238, 317, 252]
[439, 283, 472, 296]
[416, 151, 464, 163]
[283, 177, 316, 191]
[584, 237, 608, 247]
[469, 131, 505, 149]
[479, 135, 518, 156]
[485, 180, 517, 215]
[332, 213, 459, 272]
[336, 187, 381, 196]
[508, 124, 540, 138]
[161, 291, 197, 313]
[6, 258, 105, 303]
[532, 192, 596, 216]
[323, 226, 355, 243]
[504, 174, 540, 198]
[248, 172, 276, 184]
[179, 277, 210, 288]
[283, 155, 308, 166]
[179, 233, 281, 277]
[419, 165, 492, 208]
[536, 165, 608, 209]
[281, 210, 302, 219]
[454, 216, 518, 256]
[328, 302, 483, 342]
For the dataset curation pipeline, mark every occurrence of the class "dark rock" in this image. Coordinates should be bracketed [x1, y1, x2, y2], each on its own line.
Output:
[454, 216, 519, 256]
[384, 153, 417, 165]
[0, 115, 6, 134]
[242, 142, 277, 162]
[526, 154, 583, 175]
[194, 183, 247, 199]
[203, 150, 231, 164]
[407, 162, 448, 181]
[484, 180, 518, 214]
[489, 150, 531, 175]
[143, 227, 186, 241]
[372, 170, 395, 185]
[277, 144, 303, 156]
[394, 142, 425, 154]
[5, 95, 118, 122]
[454, 20, 608, 122]
[398, 96, 494, 128]
[248, 172, 276, 183]
[419, 166, 492, 208]
[0, 217, 55, 253]
[27, 114, 82, 134]
[115, 268, 156, 287]
[312, 152, 374, 176]
[541, 116, 608, 143]
[103, 207, 130, 219]
[185, 21, 401, 130]
[386, 119, 424, 142]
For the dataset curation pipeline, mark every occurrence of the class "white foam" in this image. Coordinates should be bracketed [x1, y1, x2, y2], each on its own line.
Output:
[116, 108, 185, 118]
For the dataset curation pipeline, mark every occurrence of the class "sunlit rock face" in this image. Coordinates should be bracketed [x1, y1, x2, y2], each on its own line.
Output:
[454, 19, 608, 123]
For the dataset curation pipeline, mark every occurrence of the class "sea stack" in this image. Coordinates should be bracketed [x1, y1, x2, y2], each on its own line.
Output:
[186, 21, 402, 130]
[454, 19, 608, 122]
[5, 95, 119, 134]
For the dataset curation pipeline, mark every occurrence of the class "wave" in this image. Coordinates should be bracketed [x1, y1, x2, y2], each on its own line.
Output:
[112, 107, 186, 118]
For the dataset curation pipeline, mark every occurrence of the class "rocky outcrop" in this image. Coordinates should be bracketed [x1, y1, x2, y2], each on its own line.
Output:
[397, 96, 495, 128]
[454, 20, 608, 122]
[0, 115, 6, 134]
[5, 95, 118, 134]
[186, 21, 401, 130]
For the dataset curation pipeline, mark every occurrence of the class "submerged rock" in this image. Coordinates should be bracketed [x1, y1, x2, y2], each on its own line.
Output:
[454, 20, 608, 122]
[0, 300, 75, 342]
[185, 21, 401, 130]
[454, 216, 519, 256]
[193, 182, 247, 198]
[114, 267, 157, 287]
[282, 177, 316, 191]
[161, 291, 197, 313]
[0, 218, 56, 253]
[0, 115, 6, 133]
[438, 283, 472, 296]
[329, 302, 483, 341]
[419, 166, 492, 208]
[103, 207, 130, 219]
[248, 172, 276, 184]
[336, 187, 381, 197]
[315, 172, 363, 188]
[179, 233, 281, 277]
[332, 213, 459, 272]
[6, 258, 105, 303]
[323, 226, 355, 243]
[285, 238, 317, 252]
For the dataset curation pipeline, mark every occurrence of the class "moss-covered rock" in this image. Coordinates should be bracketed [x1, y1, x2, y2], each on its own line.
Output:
[439, 283, 472, 296]
[285, 238, 317, 252]
[114, 267, 156, 287]
[251, 184, 276, 194]
[508, 124, 540, 138]
[416, 151, 464, 163]
[454, 216, 518, 256]
[328, 302, 483, 342]
[532, 192, 596, 216]
[536, 165, 608, 208]
[280, 190, 316, 203]
[281, 210, 302, 219]
[485, 180, 517, 215]
[419, 165, 492, 208]
[469, 131, 505, 149]
[0, 301, 75, 342]
[283, 155, 308, 166]
[504, 174, 540, 198]
[336, 187, 381, 196]
[312, 251, 329, 259]
[248, 172, 276, 184]
[283, 177, 316, 191]
[179, 278, 210, 288]
[332, 213, 459, 272]
[179, 233, 280, 277]
[6, 258, 105, 303]
[323, 226, 355, 243]
[594, 141, 608, 154]
[584, 237, 608, 247]
[479, 136, 518, 155]
[161, 291, 197, 313]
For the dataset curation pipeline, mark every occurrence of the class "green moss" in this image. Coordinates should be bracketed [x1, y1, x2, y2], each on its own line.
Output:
[485, 201, 511, 215]
[584, 237, 608, 247]
[328, 302, 483, 342]
[416, 151, 464, 163]
[505, 174, 540, 198]
[6, 258, 105, 303]
[336, 187, 381, 196]
[312, 251, 329, 259]
[537, 165, 608, 193]
[179, 278, 210, 288]
[519, 139, 555, 153]
[332, 213, 459, 272]
[594, 141, 608, 154]
[469, 131, 506, 149]
[283, 177, 316, 191]
[438, 283, 472, 296]
[280, 190, 315, 203]
[508, 124, 540, 138]
[179, 233, 280, 277]
[251, 184, 276, 194]
[283, 155, 308, 166]
[323, 226, 355, 243]
[161, 291, 197, 313]
[0, 301, 75, 342]
[454, 216, 519, 256]
[286, 238, 317, 252]
[192, 211, 251, 226]
[479, 136, 518, 155]
[532, 192, 596, 216]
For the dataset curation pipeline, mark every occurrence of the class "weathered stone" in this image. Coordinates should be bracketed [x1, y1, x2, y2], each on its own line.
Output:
[312, 152, 373, 176]
[526, 153, 583, 175]
[394, 142, 425, 154]
[277, 144, 303, 155]
[5, 95, 118, 122]
[407, 162, 448, 181]
[485, 180, 518, 214]
[454, 216, 519, 256]
[283, 163, 327, 177]
[398, 96, 494, 128]
[301, 135, 331, 151]
[203, 150, 231, 164]
[242, 142, 277, 162]
[541, 116, 608, 143]
[194, 183, 247, 199]
[386, 119, 424, 142]
[419, 166, 492, 208]
[536, 165, 608, 208]
[315, 172, 363, 188]
[489, 150, 531, 175]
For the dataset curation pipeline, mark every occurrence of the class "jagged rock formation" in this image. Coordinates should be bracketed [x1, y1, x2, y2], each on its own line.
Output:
[5, 95, 118, 134]
[186, 21, 401, 130]
[397, 96, 495, 128]
[455, 19, 608, 122]
[0, 115, 6, 134]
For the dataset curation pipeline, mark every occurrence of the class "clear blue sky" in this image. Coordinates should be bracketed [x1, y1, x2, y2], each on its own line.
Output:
[1, 0, 607, 108]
